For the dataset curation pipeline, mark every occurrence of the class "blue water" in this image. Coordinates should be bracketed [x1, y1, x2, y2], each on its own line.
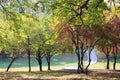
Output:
[0, 54, 78, 69]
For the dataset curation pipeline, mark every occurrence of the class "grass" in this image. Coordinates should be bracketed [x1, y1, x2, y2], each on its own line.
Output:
[0, 69, 120, 80]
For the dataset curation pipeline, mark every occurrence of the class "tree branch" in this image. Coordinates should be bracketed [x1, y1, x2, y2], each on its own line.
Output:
[96, 0, 104, 8]
[77, 0, 90, 24]
[81, 0, 90, 8]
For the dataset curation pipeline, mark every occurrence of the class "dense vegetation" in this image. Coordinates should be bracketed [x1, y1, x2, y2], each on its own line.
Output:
[0, 0, 120, 75]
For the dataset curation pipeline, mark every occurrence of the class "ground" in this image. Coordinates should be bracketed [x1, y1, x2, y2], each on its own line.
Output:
[0, 55, 120, 80]
[0, 69, 120, 80]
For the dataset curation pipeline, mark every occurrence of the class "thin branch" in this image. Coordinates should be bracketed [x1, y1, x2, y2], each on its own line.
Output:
[96, 0, 104, 8]
[83, 46, 88, 54]
[80, 16, 84, 25]
[68, 30, 77, 46]
[102, 48, 106, 55]
[77, 0, 90, 15]
[81, 0, 90, 8]
[91, 39, 100, 47]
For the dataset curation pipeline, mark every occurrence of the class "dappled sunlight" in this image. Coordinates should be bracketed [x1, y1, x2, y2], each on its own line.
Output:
[0, 69, 120, 80]
[0, 0, 120, 79]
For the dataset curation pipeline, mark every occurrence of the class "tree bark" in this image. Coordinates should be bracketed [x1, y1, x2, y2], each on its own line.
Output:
[48, 61, 50, 70]
[6, 57, 16, 72]
[45, 53, 51, 71]
[38, 59, 42, 71]
[81, 55, 84, 69]
[85, 48, 92, 74]
[103, 47, 110, 70]
[76, 49, 83, 73]
[27, 36, 31, 72]
[28, 49, 31, 72]
[80, 46, 84, 70]
[36, 48, 43, 71]
[106, 55, 109, 69]
[36, 57, 42, 71]
[113, 56, 116, 70]
[76, 49, 80, 73]
[113, 44, 118, 70]
[76, 51, 80, 73]
[47, 56, 51, 71]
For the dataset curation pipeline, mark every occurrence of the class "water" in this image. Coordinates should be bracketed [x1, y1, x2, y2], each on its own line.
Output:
[0, 54, 78, 69]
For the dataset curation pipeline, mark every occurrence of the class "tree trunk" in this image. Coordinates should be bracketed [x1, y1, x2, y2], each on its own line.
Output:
[27, 36, 31, 72]
[47, 56, 51, 71]
[103, 47, 110, 70]
[76, 49, 80, 73]
[48, 61, 50, 70]
[46, 54, 51, 71]
[85, 59, 91, 75]
[6, 57, 16, 72]
[36, 48, 43, 71]
[40, 61, 42, 71]
[106, 55, 109, 69]
[77, 62, 80, 73]
[80, 46, 83, 69]
[76, 49, 83, 73]
[113, 56, 116, 70]
[85, 48, 92, 74]
[113, 44, 118, 70]
[28, 49, 31, 72]
[81, 54, 84, 70]
[36, 57, 42, 71]
[38, 59, 42, 71]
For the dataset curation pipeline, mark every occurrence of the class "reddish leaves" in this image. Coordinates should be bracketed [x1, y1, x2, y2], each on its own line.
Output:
[106, 15, 120, 43]
[57, 24, 95, 47]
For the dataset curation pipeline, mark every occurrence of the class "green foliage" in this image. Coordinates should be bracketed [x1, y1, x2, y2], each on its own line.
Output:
[0, 0, 120, 73]
[41, 0, 109, 27]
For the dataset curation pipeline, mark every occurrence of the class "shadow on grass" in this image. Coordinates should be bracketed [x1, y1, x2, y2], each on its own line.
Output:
[30, 69, 78, 77]
[0, 69, 120, 80]
[88, 69, 120, 79]
[0, 70, 89, 80]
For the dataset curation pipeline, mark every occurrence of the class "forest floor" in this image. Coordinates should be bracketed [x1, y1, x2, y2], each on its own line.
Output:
[0, 69, 120, 80]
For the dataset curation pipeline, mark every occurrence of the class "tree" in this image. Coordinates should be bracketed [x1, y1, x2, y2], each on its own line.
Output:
[0, 12, 27, 71]
[93, 22, 112, 70]
[40, 0, 110, 74]
[102, 45, 111, 69]
[94, 13, 120, 70]
[0, 10, 42, 72]
[36, 46, 44, 71]
[0, 0, 33, 72]
[29, 14, 60, 71]
[44, 44, 54, 70]
[1, 0, 120, 73]
[0, 0, 60, 72]
[106, 14, 120, 70]
[57, 24, 99, 74]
